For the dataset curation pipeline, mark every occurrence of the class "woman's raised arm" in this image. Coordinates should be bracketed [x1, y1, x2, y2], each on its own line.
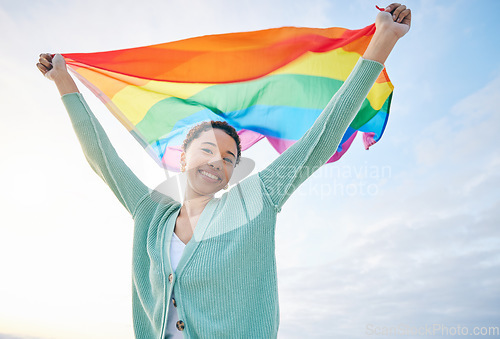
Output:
[257, 4, 411, 213]
[37, 54, 154, 217]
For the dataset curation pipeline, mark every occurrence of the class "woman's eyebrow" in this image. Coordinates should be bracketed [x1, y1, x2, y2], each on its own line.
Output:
[201, 142, 235, 158]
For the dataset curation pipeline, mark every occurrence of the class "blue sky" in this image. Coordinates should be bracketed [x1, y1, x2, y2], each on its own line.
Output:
[1, 0, 499, 338]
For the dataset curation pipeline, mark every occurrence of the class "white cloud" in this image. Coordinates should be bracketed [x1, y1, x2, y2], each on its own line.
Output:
[415, 72, 500, 167]
[274, 58, 500, 337]
[277, 182, 500, 338]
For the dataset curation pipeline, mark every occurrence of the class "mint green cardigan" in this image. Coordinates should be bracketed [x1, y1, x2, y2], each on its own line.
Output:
[61, 57, 384, 338]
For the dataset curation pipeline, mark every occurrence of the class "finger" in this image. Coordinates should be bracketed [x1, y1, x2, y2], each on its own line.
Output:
[393, 4, 407, 22]
[385, 3, 401, 13]
[36, 63, 49, 74]
[38, 55, 51, 66]
[401, 9, 411, 27]
[39, 53, 53, 62]
[397, 8, 411, 23]
[39, 57, 53, 69]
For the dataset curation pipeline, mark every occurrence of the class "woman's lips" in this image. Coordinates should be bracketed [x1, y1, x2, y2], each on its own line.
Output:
[199, 169, 221, 182]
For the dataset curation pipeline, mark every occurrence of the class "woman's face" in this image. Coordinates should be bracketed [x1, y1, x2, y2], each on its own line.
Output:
[180, 128, 238, 196]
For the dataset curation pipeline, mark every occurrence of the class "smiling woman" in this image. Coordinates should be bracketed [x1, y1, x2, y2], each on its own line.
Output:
[180, 120, 241, 194]
[162, 121, 246, 337]
[176, 124, 240, 243]
[36, 3, 411, 338]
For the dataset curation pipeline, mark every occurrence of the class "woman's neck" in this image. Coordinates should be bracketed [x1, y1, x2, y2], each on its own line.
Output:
[180, 193, 213, 219]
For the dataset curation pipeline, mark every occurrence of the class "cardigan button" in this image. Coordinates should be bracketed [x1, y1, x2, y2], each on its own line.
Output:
[176, 320, 185, 331]
[168, 274, 173, 283]
[172, 297, 177, 307]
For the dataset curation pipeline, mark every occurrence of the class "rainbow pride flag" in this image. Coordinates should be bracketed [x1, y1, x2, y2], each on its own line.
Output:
[62, 24, 393, 172]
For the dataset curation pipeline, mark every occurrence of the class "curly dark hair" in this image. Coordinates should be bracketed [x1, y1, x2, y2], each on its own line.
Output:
[182, 120, 241, 166]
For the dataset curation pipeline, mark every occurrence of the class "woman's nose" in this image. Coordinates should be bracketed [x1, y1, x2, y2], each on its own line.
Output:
[209, 156, 223, 169]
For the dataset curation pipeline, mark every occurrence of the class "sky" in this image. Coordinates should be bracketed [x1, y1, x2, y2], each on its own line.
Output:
[0, 0, 499, 338]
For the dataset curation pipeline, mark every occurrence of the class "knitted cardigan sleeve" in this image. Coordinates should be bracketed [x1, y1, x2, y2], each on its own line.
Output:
[257, 57, 384, 213]
[61, 92, 151, 217]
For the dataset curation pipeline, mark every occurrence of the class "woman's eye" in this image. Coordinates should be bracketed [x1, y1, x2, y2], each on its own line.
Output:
[202, 148, 232, 164]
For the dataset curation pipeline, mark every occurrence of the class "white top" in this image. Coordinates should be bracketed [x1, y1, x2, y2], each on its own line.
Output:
[164, 232, 186, 338]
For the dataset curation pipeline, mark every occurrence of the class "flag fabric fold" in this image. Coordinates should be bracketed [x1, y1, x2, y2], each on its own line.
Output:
[62, 23, 393, 172]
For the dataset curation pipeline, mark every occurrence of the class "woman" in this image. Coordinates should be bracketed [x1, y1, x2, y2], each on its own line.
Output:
[37, 3, 411, 338]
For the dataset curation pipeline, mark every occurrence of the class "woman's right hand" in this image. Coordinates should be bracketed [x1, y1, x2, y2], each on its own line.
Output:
[37, 53, 68, 81]
[37, 53, 79, 95]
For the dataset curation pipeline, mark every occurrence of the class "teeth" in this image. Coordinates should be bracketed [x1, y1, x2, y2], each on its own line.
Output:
[201, 170, 219, 180]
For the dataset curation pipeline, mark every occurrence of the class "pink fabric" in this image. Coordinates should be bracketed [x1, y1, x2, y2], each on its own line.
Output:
[362, 132, 377, 150]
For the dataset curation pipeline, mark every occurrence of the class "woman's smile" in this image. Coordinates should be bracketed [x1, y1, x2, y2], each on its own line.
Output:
[198, 169, 221, 182]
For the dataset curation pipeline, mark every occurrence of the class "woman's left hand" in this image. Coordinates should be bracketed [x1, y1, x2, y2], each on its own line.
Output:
[377, 3, 412, 39]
